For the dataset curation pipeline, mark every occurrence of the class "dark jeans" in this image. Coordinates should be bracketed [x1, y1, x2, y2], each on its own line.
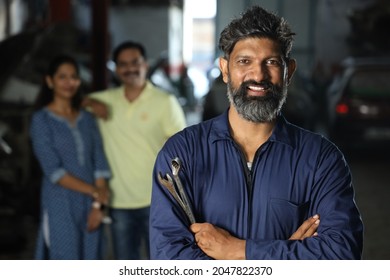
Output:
[109, 207, 150, 260]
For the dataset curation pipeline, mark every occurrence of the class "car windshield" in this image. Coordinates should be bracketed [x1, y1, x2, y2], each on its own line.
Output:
[348, 68, 390, 99]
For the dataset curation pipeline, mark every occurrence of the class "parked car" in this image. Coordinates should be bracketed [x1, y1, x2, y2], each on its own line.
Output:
[326, 57, 390, 150]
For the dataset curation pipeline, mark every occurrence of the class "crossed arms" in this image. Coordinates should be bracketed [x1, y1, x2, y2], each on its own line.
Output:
[191, 215, 320, 260]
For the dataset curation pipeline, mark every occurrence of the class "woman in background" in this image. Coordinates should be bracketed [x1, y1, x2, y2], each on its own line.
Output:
[30, 55, 111, 259]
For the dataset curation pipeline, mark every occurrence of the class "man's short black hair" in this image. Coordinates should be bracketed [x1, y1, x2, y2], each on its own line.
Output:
[219, 5, 295, 60]
[112, 41, 147, 63]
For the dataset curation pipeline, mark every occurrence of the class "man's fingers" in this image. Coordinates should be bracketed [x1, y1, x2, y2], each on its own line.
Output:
[302, 218, 320, 238]
[300, 214, 320, 233]
[190, 223, 201, 233]
[191, 224, 210, 250]
[289, 214, 320, 240]
[190, 222, 213, 233]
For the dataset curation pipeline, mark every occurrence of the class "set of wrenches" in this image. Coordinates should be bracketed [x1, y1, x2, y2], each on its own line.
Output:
[158, 157, 196, 224]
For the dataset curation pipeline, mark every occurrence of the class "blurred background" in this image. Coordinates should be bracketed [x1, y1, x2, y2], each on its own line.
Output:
[0, 0, 389, 259]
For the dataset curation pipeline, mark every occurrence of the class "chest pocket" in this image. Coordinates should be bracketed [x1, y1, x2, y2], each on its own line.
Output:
[267, 198, 310, 239]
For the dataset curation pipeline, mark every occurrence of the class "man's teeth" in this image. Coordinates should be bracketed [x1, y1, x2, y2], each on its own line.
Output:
[248, 85, 266, 91]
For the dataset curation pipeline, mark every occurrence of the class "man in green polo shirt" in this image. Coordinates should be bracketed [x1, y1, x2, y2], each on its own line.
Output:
[84, 41, 186, 259]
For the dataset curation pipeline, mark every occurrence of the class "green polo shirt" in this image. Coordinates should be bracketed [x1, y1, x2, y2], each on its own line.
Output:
[90, 82, 186, 208]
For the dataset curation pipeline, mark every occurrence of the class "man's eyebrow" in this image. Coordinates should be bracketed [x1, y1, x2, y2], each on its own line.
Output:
[233, 54, 252, 60]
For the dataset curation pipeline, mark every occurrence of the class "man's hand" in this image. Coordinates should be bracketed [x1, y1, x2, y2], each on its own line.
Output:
[190, 223, 246, 260]
[83, 97, 109, 120]
[289, 214, 320, 240]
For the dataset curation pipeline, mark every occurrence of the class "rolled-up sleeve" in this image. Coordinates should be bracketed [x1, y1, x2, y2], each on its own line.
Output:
[88, 113, 111, 180]
[30, 112, 67, 184]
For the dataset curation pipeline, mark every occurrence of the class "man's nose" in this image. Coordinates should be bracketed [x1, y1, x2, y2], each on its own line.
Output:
[249, 63, 270, 81]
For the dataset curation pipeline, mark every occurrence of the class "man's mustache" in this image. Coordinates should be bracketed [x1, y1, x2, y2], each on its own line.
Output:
[123, 71, 140, 76]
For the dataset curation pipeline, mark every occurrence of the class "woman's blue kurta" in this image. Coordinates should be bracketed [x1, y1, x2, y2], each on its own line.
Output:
[30, 109, 111, 259]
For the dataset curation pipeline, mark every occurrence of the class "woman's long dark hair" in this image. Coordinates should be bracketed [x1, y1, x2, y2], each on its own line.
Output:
[33, 55, 83, 111]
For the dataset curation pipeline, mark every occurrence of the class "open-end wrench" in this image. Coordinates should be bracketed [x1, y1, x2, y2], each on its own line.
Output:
[158, 169, 196, 224]
[171, 157, 195, 223]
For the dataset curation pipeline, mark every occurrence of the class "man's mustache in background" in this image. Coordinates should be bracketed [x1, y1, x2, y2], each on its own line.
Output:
[122, 70, 140, 76]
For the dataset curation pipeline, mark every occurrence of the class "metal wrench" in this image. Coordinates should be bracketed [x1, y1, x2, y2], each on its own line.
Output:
[170, 157, 195, 223]
[158, 172, 185, 210]
[157, 164, 196, 224]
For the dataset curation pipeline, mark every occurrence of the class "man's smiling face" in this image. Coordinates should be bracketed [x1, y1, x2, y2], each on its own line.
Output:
[115, 48, 148, 88]
[220, 37, 296, 122]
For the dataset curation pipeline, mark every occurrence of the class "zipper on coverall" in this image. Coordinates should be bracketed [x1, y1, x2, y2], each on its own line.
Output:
[238, 147, 262, 236]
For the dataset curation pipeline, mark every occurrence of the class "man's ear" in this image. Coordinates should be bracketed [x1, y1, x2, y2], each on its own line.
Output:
[219, 56, 229, 83]
[286, 58, 297, 85]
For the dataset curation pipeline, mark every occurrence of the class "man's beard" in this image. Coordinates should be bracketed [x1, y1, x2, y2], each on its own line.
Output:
[227, 78, 287, 123]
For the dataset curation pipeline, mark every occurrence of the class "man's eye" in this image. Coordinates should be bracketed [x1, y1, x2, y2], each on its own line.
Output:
[238, 59, 250, 64]
[266, 59, 282, 66]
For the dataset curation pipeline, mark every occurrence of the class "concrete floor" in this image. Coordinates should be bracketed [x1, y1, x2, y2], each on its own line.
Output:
[347, 149, 390, 260]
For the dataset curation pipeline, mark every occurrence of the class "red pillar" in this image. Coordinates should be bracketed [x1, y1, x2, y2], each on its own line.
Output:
[91, 0, 110, 91]
[48, 0, 71, 23]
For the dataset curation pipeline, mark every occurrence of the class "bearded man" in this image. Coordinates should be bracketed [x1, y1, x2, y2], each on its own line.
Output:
[150, 5, 363, 260]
